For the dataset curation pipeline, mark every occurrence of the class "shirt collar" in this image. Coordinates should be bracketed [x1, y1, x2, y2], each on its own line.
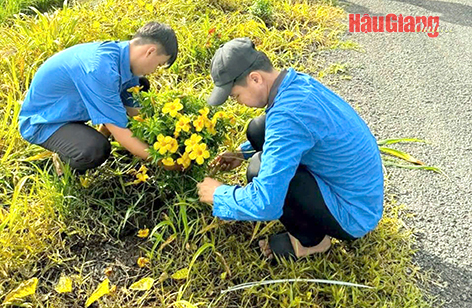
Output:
[266, 68, 289, 110]
[118, 41, 135, 84]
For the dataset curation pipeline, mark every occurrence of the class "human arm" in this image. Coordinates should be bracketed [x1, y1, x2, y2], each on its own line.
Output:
[104, 123, 150, 160]
[209, 111, 316, 220]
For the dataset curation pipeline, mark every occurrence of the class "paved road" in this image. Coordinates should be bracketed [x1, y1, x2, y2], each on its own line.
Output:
[325, 0, 472, 306]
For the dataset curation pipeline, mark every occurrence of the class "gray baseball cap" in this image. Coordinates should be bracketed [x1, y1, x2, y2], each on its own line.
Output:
[207, 38, 259, 106]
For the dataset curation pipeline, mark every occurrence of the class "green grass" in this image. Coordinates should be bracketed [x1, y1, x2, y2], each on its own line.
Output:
[0, 0, 64, 23]
[0, 0, 437, 306]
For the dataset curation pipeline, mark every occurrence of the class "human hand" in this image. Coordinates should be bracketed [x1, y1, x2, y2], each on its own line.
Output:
[197, 177, 223, 204]
[211, 150, 245, 172]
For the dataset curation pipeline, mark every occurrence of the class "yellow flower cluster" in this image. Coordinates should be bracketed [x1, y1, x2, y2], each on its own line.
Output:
[138, 99, 236, 172]
[192, 107, 222, 135]
[184, 134, 210, 165]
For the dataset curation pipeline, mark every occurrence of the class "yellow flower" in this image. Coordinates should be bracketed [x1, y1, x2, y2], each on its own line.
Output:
[162, 99, 183, 117]
[137, 257, 150, 268]
[193, 115, 206, 132]
[206, 120, 217, 135]
[137, 228, 149, 238]
[153, 134, 179, 155]
[189, 143, 210, 165]
[138, 165, 148, 174]
[127, 85, 142, 95]
[184, 134, 203, 152]
[135, 172, 149, 183]
[199, 107, 210, 117]
[175, 116, 191, 134]
[133, 115, 145, 122]
[212, 111, 227, 121]
[166, 137, 179, 153]
[161, 157, 175, 167]
[177, 152, 192, 169]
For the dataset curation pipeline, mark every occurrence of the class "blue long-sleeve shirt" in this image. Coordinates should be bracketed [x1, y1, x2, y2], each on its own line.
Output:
[19, 41, 140, 145]
[213, 68, 384, 238]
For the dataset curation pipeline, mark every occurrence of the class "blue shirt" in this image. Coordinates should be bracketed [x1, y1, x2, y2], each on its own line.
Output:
[19, 41, 140, 144]
[213, 68, 384, 238]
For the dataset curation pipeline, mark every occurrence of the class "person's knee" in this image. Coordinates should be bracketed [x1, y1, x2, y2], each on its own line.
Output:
[246, 115, 266, 151]
[285, 166, 315, 198]
[246, 151, 262, 183]
[70, 137, 110, 170]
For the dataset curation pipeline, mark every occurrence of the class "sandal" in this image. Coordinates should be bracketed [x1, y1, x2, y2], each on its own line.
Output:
[267, 232, 298, 261]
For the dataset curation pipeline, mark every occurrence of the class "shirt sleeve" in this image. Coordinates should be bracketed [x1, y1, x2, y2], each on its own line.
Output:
[239, 140, 255, 159]
[120, 77, 141, 107]
[213, 110, 316, 221]
[74, 67, 129, 128]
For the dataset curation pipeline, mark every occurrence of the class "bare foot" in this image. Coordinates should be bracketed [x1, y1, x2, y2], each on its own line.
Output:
[259, 234, 331, 259]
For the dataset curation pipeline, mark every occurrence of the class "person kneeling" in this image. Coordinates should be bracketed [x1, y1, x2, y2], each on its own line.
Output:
[197, 38, 384, 260]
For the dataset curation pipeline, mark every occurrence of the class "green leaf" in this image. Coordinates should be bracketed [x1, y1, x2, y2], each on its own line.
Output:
[377, 138, 427, 146]
[379, 147, 424, 165]
[382, 161, 444, 174]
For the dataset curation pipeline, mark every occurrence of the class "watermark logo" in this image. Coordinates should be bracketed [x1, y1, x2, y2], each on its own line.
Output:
[349, 14, 452, 38]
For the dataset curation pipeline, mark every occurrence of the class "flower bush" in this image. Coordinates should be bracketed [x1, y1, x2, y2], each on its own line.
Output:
[128, 89, 237, 179]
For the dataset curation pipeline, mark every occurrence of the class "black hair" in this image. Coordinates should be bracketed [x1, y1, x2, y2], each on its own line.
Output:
[234, 51, 274, 86]
[132, 22, 178, 67]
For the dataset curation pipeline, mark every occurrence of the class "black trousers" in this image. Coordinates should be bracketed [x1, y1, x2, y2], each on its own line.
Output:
[246, 115, 356, 247]
[40, 122, 111, 172]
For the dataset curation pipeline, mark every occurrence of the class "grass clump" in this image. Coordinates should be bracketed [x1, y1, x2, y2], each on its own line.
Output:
[0, 0, 435, 307]
[250, 0, 274, 25]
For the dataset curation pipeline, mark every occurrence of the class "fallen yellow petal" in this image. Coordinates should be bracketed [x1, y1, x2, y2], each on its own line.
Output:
[55, 276, 73, 294]
[85, 278, 110, 308]
[129, 277, 155, 291]
[110, 285, 117, 293]
[171, 268, 189, 280]
[3, 278, 38, 304]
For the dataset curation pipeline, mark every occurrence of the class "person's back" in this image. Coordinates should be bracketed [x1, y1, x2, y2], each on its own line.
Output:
[267, 68, 383, 237]
[20, 41, 129, 145]
[18, 22, 178, 173]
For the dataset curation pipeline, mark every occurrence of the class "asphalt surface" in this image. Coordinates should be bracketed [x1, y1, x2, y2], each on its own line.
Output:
[323, 0, 472, 306]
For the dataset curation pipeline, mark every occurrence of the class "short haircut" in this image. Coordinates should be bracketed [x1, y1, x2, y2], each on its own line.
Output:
[234, 51, 274, 86]
[132, 22, 178, 67]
